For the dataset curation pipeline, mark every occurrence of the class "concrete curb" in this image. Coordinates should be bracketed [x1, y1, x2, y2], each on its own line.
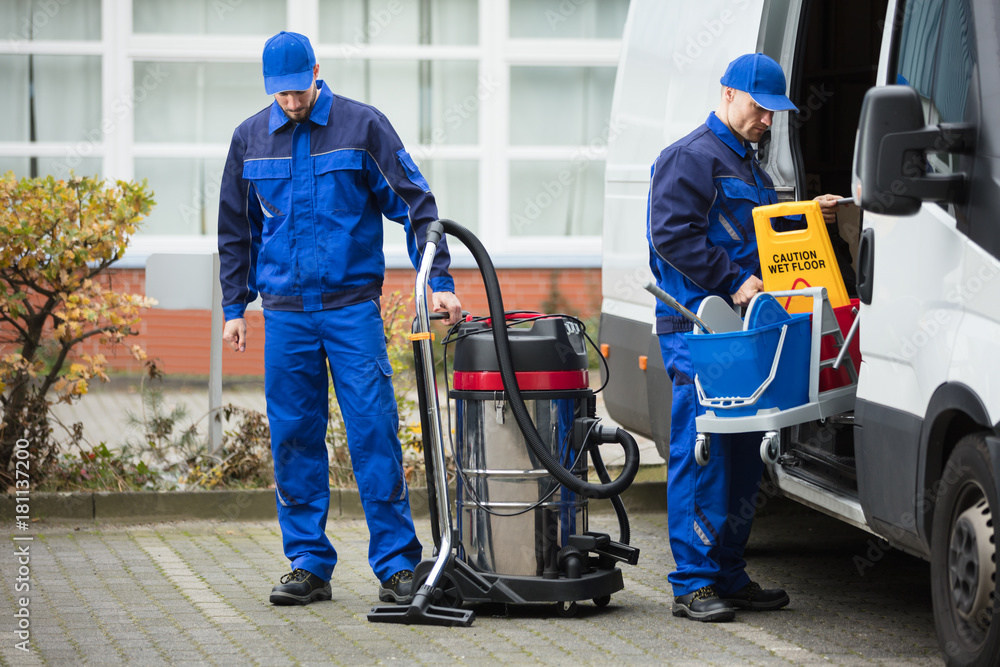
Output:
[5, 481, 668, 524]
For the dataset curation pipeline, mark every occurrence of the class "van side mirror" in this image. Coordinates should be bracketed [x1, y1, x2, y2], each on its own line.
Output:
[851, 86, 974, 216]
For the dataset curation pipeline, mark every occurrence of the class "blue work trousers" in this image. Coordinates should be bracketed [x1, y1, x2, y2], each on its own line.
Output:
[263, 302, 422, 583]
[658, 332, 765, 597]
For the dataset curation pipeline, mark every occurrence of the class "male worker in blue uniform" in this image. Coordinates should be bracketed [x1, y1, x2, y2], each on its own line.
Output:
[218, 31, 462, 606]
[647, 53, 841, 621]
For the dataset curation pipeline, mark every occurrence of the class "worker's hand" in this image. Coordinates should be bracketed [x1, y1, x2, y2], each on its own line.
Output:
[731, 275, 764, 307]
[432, 291, 463, 326]
[814, 194, 842, 225]
[223, 317, 247, 353]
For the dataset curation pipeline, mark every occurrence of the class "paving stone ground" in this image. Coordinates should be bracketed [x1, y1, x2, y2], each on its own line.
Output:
[3, 503, 942, 666]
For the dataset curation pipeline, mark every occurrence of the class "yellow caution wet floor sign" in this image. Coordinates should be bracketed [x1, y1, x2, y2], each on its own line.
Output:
[753, 200, 850, 313]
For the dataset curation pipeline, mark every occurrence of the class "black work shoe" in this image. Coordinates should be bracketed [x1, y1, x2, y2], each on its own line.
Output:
[723, 581, 790, 610]
[269, 569, 332, 606]
[672, 585, 736, 622]
[378, 570, 415, 604]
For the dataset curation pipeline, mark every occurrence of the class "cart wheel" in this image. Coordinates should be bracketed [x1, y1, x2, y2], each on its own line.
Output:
[556, 600, 579, 617]
[695, 434, 710, 466]
[593, 595, 611, 608]
[760, 431, 780, 464]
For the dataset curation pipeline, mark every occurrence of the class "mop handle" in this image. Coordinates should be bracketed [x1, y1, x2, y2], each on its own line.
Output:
[642, 282, 715, 335]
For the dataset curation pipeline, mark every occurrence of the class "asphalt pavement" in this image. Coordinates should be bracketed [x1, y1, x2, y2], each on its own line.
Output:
[2, 499, 943, 666]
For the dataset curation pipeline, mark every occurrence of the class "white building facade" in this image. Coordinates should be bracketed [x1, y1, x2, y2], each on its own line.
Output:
[1, 0, 628, 269]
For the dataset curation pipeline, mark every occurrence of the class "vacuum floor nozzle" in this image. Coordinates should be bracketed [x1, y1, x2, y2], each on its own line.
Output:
[368, 588, 475, 627]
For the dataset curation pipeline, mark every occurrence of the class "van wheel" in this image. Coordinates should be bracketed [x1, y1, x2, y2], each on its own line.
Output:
[931, 433, 1000, 666]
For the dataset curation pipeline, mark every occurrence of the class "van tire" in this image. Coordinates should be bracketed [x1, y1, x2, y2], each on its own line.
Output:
[930, 433, 1000, 667]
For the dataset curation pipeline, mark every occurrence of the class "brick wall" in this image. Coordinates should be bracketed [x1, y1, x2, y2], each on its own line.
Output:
[65, 267, 603, 377]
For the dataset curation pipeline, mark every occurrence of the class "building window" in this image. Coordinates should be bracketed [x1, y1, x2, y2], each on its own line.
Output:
[133, 0, 286, 34]
[132, 62, 269, 144]
[510, 66, 615, 145]
[318, 0, 479, 46]
[2, 55, 102, 144]
[509, 160, 604, 237]
[509, 0, 629, 39]
[135, 157, 226, 236]
[2, 0, 101, 41]
[0, 0, 628, 267]
[0, 156, 102, 179]
[383, 159, 480, 242]
[322, 59, 481, 146]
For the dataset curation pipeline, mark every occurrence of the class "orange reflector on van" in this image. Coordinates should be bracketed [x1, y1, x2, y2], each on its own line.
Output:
[600, 343, 610, 358]
[638, 355, 647, 371]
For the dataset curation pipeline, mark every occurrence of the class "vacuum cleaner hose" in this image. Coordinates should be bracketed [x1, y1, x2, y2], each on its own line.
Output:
[590, 439, 631, 544]
[433, 219, 640, 500]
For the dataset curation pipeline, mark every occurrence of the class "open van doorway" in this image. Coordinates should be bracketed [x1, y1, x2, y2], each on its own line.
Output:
[758, 0, 889, 495]
[787, 0, 889, 280]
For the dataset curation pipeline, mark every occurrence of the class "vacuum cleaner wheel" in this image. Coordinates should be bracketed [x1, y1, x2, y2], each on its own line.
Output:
[413, 567, 463, 609]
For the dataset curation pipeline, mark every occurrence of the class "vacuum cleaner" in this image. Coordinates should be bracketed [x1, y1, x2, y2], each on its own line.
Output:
[368, 219, 641, 627]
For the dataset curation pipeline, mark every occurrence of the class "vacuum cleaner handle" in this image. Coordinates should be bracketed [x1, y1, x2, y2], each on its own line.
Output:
[369, 221, 477, 627]
[411, 225, 461, 590]
[424, 219, 445, 250]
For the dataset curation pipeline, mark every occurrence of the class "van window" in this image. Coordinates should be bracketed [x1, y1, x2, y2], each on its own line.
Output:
[894, 0, 976, 177]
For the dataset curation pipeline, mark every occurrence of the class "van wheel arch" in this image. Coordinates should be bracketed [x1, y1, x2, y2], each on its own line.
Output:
[922, 384, 995, 544]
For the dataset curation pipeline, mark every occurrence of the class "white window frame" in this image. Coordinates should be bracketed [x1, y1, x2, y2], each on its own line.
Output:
[0, 0, 623, 269]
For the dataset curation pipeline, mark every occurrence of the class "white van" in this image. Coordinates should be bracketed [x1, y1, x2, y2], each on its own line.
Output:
[599, 0, 999, 663]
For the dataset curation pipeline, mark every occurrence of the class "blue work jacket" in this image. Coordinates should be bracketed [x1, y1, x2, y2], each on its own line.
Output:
[218, 80, 455, 321]
[646, 112, 780, 334]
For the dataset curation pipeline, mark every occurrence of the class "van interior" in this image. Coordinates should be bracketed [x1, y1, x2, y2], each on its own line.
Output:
[790, 0, 890, 276]
[781, 0, 889, 492]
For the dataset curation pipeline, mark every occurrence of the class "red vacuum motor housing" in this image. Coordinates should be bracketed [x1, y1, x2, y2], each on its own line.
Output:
[451, 315, 590, 393]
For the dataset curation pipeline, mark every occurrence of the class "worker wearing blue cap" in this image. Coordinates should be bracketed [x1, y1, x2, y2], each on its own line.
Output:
[647, 53, 841, 621]
[218, 31, 462, 606]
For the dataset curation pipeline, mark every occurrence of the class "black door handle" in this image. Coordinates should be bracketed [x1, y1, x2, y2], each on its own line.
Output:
[856, 227, 875, 305]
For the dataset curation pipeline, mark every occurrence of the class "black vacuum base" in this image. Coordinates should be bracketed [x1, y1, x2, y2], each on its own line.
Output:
[368, 555, 625, 626]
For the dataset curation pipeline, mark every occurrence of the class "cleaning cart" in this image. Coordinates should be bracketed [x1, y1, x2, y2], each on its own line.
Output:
[643, 200, 861, 467]
[689, 286, 858, 466]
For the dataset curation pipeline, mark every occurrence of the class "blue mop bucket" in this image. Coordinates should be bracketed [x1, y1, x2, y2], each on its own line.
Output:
[685, 313, 811, 416]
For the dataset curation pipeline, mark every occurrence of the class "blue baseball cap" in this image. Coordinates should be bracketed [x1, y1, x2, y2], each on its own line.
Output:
[720, 53, 798, 112]
[262, 31, 316, 95]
